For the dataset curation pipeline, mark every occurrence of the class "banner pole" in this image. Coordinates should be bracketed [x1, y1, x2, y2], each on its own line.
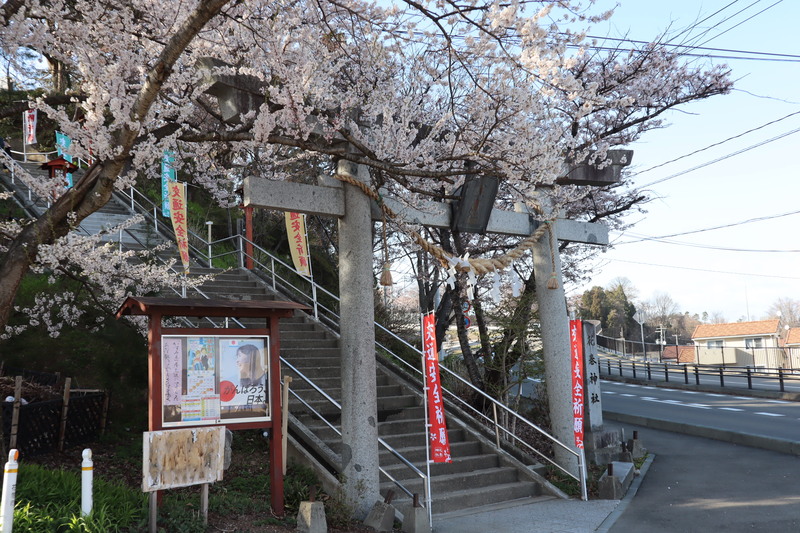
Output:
[420, 312, 433, 525]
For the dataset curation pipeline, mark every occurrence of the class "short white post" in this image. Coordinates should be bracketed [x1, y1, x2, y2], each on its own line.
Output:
[81, 449, 93, 517]
[1, 449, 19, 532]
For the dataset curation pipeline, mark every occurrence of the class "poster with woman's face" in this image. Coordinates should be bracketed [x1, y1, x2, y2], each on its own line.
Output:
[218, 338, 269, 421]
[160, 335, 270, 427]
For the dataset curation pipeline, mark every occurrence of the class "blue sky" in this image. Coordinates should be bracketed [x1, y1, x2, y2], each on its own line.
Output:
[568, 0, 800, 323]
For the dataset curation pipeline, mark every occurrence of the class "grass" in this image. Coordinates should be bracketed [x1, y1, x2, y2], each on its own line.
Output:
[9, 431, 357, 532]
[13, 463, 148, 532]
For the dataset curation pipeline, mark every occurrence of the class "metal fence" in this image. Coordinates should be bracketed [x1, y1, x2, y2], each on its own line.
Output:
[599, 356, 800, 393]
[597, 335, 800, 370]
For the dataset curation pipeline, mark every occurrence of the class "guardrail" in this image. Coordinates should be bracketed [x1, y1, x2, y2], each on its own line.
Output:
[599, 354, 800, 393]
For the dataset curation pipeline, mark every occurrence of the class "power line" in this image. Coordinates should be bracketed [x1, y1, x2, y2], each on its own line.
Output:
[615, 208, 800, 243]
[636, 125, 800, 188]
[604, 258, 800, 280]
[614, 237, 800, 253]
[695, 0, 784, 49]
[632, 110, 800, 177]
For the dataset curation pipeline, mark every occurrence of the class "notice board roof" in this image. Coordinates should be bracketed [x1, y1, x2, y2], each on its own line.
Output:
[116, 296, 309, 319]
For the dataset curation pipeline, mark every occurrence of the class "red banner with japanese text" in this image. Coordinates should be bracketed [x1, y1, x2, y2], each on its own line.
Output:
[284, 212, 311, 277]
[569, 319, 584, 449]
[422, 312, 452, 463]
[168, 181, 190, 274]
[23, 109, 37, 145]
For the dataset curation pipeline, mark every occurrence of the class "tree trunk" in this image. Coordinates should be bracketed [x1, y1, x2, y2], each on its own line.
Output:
[0, 0, 233, 333]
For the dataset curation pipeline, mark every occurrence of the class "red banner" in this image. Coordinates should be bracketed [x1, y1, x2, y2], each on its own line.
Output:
[569, 319, 584, 449]
[285, 212, 311, 277]
[167, 181, 190, 274]
[23, 109, 37, 145]
[422, 312, 451, 463]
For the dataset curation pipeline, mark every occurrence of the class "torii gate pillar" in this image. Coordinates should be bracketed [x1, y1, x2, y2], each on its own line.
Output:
[336, 159, 380, 517]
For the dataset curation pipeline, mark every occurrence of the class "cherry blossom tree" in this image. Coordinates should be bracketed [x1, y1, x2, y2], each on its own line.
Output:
[0, 0, 731, 336]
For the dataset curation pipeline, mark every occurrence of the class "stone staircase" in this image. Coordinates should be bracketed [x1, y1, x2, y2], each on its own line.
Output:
[0, 158, 175, 254]
[0, 156, 563, 516]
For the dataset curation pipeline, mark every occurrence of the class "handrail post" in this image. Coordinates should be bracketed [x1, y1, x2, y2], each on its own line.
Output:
[779, 368, 785, 392]
[239, 234, 244, 268]
[646, 361, 652, 380]
[632, 361, 636, 379]
[664, 362, 669, 382]
[747, 367, 752, 389]
[492, 403, 501, 449]
[153, 206, 158, 232]
[312, 284, 319, 320]
[205, 221, 213, 268]
[719, 367, 724, 387]
[684, 364, 689, 384]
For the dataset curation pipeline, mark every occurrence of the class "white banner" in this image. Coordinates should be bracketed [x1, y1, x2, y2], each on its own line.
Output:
[23, 109, 37, 145]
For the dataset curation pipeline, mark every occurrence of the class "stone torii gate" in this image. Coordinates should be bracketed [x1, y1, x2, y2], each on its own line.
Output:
[242, 154, 625, 515]
[197, 58, 626, 514]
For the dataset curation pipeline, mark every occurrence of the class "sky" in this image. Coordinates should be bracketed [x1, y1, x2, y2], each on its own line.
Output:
[566, 0, 800, 324]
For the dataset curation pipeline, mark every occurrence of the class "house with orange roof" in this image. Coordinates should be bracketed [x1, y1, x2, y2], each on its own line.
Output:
[783, 327, 800, 369]
[661, 345, 696, 364]
[690, 319, 783, 367]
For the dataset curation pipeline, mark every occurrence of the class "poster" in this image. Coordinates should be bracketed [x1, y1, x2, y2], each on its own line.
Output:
[161, 335, 270, 427]
[218, 337, 269, 420]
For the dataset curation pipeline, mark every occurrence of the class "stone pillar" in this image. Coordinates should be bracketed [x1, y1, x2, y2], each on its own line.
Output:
[337, 158, 380, 517]
[531, 211, 580, 476]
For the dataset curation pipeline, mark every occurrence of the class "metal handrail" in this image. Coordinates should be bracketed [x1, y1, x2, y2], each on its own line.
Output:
[374, 332, 588, 498]
[280, 359, 429, 504]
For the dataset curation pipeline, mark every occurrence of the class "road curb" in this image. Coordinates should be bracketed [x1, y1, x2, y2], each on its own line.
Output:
[595, 452, 654, 533]
[604, 410, 800, 456]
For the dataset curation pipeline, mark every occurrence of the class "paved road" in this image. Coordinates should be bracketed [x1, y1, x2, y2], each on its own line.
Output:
[601, 380, 800, 446]
[517, 372, 800, 456]
[606, 421, 800, 533]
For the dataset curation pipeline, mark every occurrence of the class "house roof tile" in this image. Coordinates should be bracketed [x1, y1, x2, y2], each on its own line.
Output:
[785, 327, 800, 346]
[691, 319, 780, 340]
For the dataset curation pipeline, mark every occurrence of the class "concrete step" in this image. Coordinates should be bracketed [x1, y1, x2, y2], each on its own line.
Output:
[387, 481, 544, 515]
[381, 453, 501, 480]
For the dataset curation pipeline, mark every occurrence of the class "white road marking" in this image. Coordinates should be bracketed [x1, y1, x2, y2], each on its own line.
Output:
[765, 400, 790, 404]
[754, 412, 784, 417]
[719, 407, 744, 412]
[620, 394, 637, 397]
[685, 404, 712, 409]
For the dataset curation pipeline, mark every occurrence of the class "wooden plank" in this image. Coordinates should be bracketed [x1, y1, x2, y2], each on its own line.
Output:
[142, 427, 226, 492]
